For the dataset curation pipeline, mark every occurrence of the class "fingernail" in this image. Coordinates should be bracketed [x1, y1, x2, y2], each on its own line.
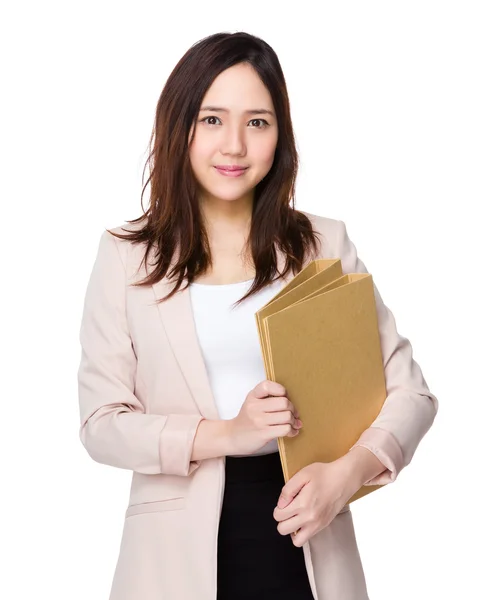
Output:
[297, 419, 303, 427]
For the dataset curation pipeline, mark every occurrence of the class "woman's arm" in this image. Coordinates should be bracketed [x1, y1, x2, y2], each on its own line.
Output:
[190, 419, 233, 461]
[342, 445, 389, 486]
[78, 230, 205, 476]
[335, 219, 439, 485]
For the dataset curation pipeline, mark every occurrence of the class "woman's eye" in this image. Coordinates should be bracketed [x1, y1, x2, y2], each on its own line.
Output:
[249, 118, 268, 129]
[201, 116, 221, 126]
[199, 116, 269, 128]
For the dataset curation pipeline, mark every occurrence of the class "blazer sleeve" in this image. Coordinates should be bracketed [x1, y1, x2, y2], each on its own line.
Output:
[77, 230, 205, 476]
[336, 220, 439, 485]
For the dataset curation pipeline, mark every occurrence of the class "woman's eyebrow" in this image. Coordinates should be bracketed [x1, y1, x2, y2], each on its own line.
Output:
[199, 106, 275, 117]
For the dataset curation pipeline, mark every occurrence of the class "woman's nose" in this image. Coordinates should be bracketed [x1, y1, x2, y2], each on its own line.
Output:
[220, 125, 246, 156]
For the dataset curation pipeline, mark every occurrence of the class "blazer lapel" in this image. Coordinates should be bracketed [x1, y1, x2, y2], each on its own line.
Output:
[151, 246, 307, 420]
[151, 277, 220, 420]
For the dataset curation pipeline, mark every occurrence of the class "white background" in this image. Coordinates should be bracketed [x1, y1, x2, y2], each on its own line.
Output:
[1, 1, 494, 598]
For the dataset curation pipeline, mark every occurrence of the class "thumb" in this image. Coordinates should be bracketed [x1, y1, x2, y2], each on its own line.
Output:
[277, 474, 306, 509]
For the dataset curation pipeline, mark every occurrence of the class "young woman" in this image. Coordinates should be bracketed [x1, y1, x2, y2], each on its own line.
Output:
[77, 31, 438, 600]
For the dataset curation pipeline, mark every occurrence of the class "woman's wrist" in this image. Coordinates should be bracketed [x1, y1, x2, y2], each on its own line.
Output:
[340, 445, 388, 488]
[191, 418, 234, 461]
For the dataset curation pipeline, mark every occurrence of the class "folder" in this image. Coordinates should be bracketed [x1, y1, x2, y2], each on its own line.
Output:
[255, 259, 387, 503]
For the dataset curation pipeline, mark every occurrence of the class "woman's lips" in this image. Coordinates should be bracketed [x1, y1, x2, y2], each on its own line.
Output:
[214, 166, 248, 177]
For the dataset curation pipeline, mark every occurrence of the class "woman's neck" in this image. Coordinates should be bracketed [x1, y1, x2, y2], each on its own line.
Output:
[199, 192, 253, 231]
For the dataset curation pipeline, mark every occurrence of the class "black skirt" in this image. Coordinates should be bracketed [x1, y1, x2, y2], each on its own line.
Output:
[216, 451, 314, 599]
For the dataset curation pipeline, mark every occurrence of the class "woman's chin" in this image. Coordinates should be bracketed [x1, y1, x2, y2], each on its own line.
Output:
[200, 187, 255, 204]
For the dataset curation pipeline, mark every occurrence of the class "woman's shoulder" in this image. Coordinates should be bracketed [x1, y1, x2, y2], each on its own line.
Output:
[107, 217, 148, 237]
[300, 209, 342, 231]
[103, 218, 151, 276]
[299, 210, 345, 252]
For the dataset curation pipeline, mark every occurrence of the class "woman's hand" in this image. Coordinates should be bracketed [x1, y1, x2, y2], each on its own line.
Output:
[273, 457, 362, 547]
[225, 380, 303, 455]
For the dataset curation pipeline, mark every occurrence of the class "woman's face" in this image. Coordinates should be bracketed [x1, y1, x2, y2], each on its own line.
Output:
[189, 63, 278, 207]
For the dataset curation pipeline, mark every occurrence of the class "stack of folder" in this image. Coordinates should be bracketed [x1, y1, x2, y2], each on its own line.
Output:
[255, 259, 387, 503]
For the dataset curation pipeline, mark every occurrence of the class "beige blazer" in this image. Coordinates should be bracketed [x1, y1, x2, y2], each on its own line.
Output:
[77, 212, 438, 600]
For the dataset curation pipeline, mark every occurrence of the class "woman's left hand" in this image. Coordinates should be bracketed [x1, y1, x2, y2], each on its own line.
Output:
[273, 457, 361, 547]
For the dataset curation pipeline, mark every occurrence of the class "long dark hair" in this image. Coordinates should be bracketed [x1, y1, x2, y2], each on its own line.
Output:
[110, 31, 322, 305]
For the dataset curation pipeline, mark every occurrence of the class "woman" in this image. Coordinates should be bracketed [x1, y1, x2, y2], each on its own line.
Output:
[77, 32, 438, 600]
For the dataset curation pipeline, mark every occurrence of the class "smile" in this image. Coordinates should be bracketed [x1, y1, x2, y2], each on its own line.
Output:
[214, 167, 249, 178]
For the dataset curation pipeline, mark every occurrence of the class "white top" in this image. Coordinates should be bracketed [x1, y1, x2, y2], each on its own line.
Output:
[189, 277, 284, 456]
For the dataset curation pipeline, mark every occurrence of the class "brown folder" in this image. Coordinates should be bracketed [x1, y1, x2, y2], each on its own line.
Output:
[255, 259, 387, 503]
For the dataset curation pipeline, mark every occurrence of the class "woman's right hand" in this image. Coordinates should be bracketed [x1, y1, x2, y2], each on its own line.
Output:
[226, 380, 303, 456]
